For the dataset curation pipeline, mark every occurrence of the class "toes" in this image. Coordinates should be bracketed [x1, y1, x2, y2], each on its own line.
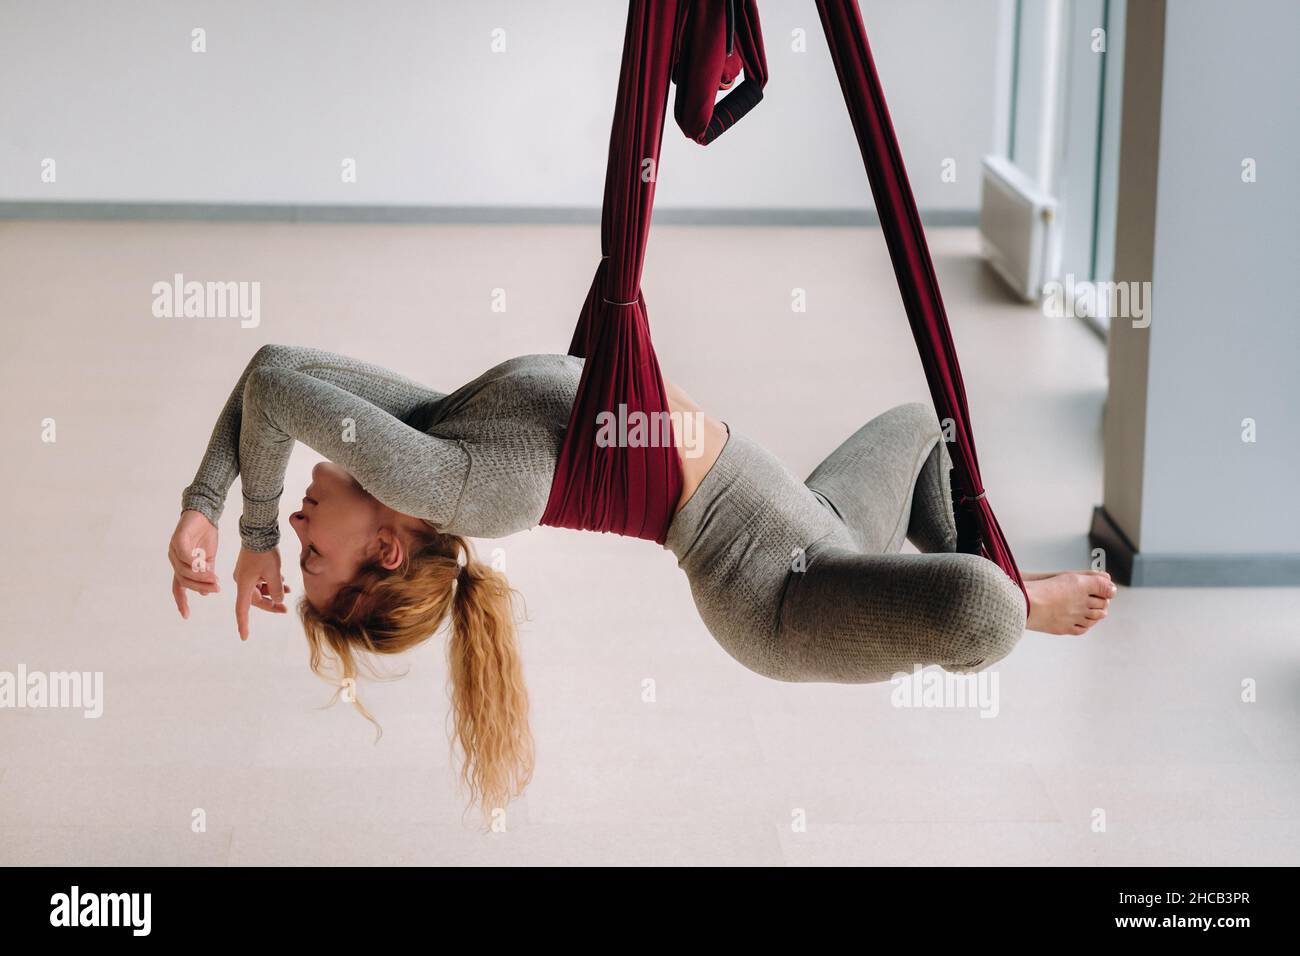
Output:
[1087, 597, 1108, 609]
[1085, 608, 1106, 621]
[1087, 576, 1118, 598]
[1069, 572, 1112, 597]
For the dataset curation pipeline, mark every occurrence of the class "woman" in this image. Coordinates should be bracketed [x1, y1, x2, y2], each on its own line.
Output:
[167, 344, 1115, 818]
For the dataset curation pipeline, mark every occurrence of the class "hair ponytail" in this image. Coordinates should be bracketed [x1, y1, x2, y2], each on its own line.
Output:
[447, 548, 534, 822]
[298, 527, 532, 826]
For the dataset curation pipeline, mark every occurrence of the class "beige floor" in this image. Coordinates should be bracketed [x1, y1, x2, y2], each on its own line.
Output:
[0, 219, 1296, 866]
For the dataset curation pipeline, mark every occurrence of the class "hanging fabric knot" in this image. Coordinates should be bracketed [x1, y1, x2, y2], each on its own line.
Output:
[671, 0, 769, 145]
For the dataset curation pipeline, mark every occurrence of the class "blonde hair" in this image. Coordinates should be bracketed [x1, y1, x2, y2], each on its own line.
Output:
[298, 525, 533, 825]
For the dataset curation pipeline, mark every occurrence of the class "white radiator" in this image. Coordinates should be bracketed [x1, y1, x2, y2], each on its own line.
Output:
[978, 154, 1059, 302]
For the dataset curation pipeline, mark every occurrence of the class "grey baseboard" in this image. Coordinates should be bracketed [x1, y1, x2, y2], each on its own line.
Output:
[1089, 506, 1300, 586]
[0, 201, 978, 228]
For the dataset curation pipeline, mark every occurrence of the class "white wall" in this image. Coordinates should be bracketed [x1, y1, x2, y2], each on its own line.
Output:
[0, 0, 1003, 211]
[1105, 0, 1300, 561]
[1139, 0, 1300, 554]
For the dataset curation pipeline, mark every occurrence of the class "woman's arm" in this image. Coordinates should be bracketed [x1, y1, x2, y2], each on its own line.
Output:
[181, 343, 447, 524]
[181, 343, 459, 550]
[236, 363, 469, 551]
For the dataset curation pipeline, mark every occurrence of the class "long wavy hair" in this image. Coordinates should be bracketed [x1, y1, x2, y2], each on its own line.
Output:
[298, 525, 532, 825]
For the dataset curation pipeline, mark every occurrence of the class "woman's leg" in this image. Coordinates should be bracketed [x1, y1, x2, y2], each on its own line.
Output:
[798, 403, 1113, 647]
[769, 403, 1024, 682]
[776, 545, 1027, 683]
[670, 416, 1026, 685]
[804, 402, 956, 555]
[906, 431, 960, 555]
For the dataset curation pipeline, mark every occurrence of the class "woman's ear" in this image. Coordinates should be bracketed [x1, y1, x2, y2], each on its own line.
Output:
[374, 527, 405, 571]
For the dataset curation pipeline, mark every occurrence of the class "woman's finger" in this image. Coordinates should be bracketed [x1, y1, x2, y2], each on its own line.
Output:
[250, 597, 287, 615]
[264, 573, 286, 612]
[169, 542, 218, 579]
[235, 580, 254, 641]
[254, 581, 289, 614]
[176, 575, 221, 596]
[268, 574, 284, 603]
[171, 576, 190, 620]
[169, 548, 220, 590]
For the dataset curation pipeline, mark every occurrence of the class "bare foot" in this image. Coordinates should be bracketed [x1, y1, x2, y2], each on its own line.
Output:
[1024, 570, 1117, 635]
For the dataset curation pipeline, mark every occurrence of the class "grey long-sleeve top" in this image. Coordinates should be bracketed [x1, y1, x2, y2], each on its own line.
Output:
[181, 344, 582, 551]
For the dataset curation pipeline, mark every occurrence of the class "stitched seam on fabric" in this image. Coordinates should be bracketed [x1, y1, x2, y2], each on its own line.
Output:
[242, 488, 283, 503]
[296, 362, 417, 390]
[443, 439, 473, 529]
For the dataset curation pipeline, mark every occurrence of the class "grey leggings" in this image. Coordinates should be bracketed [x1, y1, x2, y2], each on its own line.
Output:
[664, 403, 1028, 683]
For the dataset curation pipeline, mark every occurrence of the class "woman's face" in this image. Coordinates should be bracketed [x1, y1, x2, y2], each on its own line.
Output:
[289, 462, 384, 609]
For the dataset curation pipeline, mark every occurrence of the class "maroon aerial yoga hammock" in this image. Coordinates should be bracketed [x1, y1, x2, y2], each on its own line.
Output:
[539, 0, 1029, 611]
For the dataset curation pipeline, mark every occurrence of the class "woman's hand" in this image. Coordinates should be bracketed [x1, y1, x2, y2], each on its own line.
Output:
[232, 546, 292, 641]
[169, 509, 221, 619]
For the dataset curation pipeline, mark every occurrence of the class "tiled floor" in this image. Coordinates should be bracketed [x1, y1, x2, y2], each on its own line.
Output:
[0, 219, 1295, 865]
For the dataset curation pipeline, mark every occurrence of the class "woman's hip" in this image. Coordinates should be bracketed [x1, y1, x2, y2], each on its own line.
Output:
[663, 426, 845, 674]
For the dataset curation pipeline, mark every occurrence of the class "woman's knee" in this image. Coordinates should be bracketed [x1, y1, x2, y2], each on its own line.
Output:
[879, 403, 946, 486]
[883, 402, 942, 444]
[939, 554, 1027, 672]
[249, 342, 296, 370]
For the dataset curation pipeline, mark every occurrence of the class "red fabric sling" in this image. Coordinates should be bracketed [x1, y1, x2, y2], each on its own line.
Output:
[539, 0, 685, 544]
[811, 0, 1027, 608]
[541, 0, 1028, 612]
